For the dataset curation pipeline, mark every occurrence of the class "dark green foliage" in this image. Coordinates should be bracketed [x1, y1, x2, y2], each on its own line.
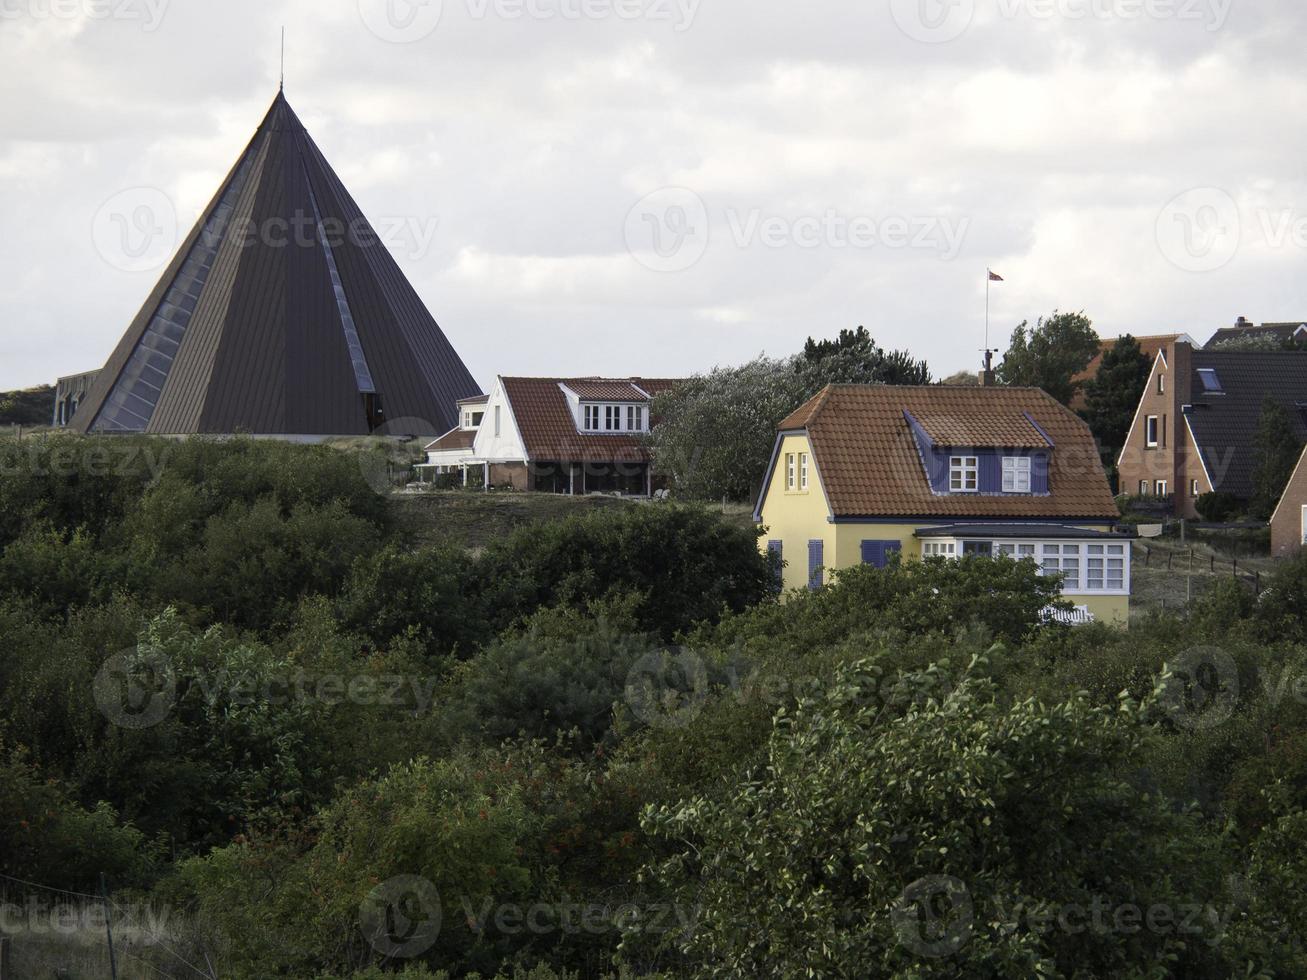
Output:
[0, 385, 55, 426]
[473, 504, 774, 640]
[1196, 490, 1245, 522]
[1082, 333, 1150, 463]
[698, 554, 1067, 655]
[430, 597, 657, 751]
[997, 310, 1100, 405]
[335, 543, 483, 655]
[9, 431, 1307, 977]
[799, 325, 931, 385]
[0, 743, 155, 891]
[639, 661, 1233, 979]
[1250, 396, 1304, 520]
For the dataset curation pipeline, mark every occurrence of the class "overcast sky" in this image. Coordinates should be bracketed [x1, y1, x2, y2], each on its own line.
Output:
[3, 0, 1306, 393]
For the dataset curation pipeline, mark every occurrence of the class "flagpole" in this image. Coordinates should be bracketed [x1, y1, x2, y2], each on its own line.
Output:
[985, 268, 990, 353]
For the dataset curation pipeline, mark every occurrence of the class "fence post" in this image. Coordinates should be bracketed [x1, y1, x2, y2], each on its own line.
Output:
[101, 873, 118, 980]
[1210, 554, 1215, 572]
[1167, 551, 1173, 570]
[0, 936, 10, 979]
[1233, 558, 1238, 577]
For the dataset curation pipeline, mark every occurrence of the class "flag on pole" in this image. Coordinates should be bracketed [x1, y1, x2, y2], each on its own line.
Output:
[988, 270, 1004, 282]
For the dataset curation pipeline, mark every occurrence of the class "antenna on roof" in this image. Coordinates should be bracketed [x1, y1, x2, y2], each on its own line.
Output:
[280, 27, 285, 92]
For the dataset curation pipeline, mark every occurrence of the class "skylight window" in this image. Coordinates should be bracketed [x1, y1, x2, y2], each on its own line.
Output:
[1197, 368, 1223, 393]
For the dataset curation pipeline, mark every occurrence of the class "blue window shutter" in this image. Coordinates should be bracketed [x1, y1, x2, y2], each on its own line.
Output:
[767, 540, 783, 589]
[808, 539, 824, 590]
[862, 540, 902, 569]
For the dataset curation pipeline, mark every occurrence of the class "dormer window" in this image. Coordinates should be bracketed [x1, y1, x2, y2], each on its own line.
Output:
[462, 410, 484, 429]
[580, 402, 648, 433]
[1197, 368, 1222, 393]
[949, 456, 978, 492]
[1002, 456, 1031, 493]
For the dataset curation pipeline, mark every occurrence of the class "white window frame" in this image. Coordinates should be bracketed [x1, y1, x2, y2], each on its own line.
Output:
[1158, 373, 1165, 394]
[922, 540, 957, 558]
[1033, 541, 1128, 596]
[1301, 505, 1307, 545]
[494, 405, 501, 437]
[785, 453, 796, 491]
[1139, 480, 1150, 496]
[1002, 456, 1032, 493]
[1190, 479, 1199, 497]
[1156, 480, 1169, 496]
[581, 402, 647, 433]
[949, 455, 978, 493]
[1145, 416, 1159, 448]
[799, 453, 809, 491]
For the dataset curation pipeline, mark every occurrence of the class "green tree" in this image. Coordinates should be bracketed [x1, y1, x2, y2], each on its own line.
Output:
[1081, 334, 1150, 464]
[997, 310, 1100, 405]
[1249, 397, 1304, 519]
[799, 325, 931, 386]
[940, 369, 980, 386]
[648, 356, 810, 501]
[637, 660, 1233, 978]
[651, 330, 928, 501]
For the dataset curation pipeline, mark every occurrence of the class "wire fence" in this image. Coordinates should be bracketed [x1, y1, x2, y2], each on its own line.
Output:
[1139, 544, 1266, 594]
[0, 871, 211, 980]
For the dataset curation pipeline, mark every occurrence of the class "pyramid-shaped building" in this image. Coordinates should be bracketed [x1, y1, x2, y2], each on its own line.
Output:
[71, 90, 481, 437]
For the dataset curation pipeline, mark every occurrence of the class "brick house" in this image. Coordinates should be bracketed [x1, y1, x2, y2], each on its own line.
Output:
[1117, 342, 1307, 518]
[418, 377, 682, 494]
[1270, 446, 1307, 557]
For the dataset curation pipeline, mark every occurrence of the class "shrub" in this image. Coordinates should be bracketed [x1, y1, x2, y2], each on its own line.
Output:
[1196, 491, 1244, 522]
[0, 744, 155, 891]
[638, 659, 1234, 978]
[472, 505, 773, 640]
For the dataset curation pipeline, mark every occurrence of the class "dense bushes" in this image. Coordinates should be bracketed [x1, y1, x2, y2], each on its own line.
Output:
[472, 503, 774, 640]
[1196, 490, 1244, 522]
[9, 434, 1307, 977]
[640, 661, 1232, 978]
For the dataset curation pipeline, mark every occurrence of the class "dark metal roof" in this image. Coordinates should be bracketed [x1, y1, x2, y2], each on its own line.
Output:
[1185, 351, 1307, 497]
[914, 524, 1135, 539]
[70, 91, 481, 436]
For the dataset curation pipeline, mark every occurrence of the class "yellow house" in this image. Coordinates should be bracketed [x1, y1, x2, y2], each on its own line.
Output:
[754, 384, 1133, 626]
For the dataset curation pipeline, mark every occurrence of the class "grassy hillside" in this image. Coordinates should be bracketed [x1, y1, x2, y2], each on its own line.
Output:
[389, 491, 759, 551]
[0, 385, 54, 426]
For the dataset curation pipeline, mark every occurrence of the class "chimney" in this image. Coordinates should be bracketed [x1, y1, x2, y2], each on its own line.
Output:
[1236, 316, 1250, 327]
[981, 349, 996, 387]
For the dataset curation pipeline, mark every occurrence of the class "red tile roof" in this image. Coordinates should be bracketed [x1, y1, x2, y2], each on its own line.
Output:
[501, 377, 684, 463]
[776, 385, 1118, 519]
[424, 428, 476, 452]
[913, 411, 1051, 449]
[564, 380, 649, 400]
